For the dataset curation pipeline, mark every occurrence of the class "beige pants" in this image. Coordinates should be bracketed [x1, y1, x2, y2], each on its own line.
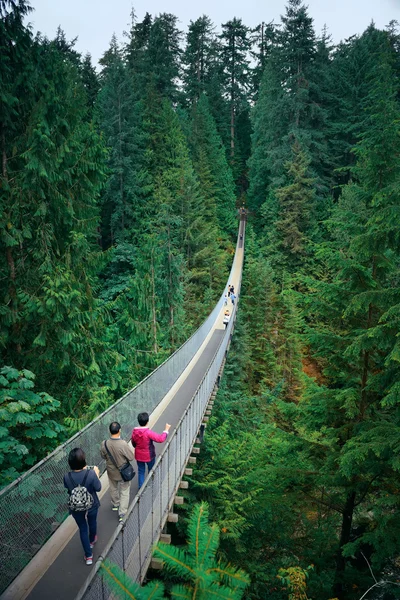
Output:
[108, 477, 131, 517]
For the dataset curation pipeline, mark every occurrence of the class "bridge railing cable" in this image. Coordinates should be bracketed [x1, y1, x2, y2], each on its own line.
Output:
[0, 224, 243, 596]
[75, 258, 241, 600]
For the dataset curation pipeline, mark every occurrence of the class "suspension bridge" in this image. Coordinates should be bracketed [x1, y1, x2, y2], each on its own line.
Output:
[0, 217, 246, 600]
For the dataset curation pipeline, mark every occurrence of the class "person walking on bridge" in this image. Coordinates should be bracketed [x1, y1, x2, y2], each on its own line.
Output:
[101, 422, 135, 522]
[131, 413, 171, 488]
[223, 310, 230, 329]
[64, 448, 101, 565]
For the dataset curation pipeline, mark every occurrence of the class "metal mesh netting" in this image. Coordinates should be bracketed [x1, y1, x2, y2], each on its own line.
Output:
[76, 301, 237, 600]
[0, 291, 225, 595]
[0, 221, 244, 597]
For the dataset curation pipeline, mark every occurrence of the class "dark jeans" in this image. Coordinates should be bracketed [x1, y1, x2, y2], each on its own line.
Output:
[137, 458, 155, 488]
[72, 507, 98, 558]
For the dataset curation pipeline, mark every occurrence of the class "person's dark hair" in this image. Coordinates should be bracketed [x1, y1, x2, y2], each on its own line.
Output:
[68, 448, 87, 470]
[109, 422, 121, 435]
[138, 412, 149, 426]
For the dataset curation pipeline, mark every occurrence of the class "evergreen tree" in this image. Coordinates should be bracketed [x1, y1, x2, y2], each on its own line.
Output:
[247, 59, 284, 220]
[188, 93, 237, 235]
[81, 53, 100, 113]
[143, 91, 219, 333]
[328, 25, 393, 192]
[125, 9, 152, 73]
[145, 13, 182, 102]
[248, 0, 330, 233]
[292, 36, 400, 597]
[97, 35, 147, 247]
[182, 15, 217, 106]
[250, 21, 277, 99]
[272, 140, 316, 271]
[0, 20, 118, 416]
[219, 18, 251, 161]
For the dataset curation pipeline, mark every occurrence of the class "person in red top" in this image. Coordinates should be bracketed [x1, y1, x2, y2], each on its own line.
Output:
[131, 412, 171, 487]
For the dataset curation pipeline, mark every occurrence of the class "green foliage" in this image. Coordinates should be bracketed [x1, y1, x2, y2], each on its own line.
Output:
[154, 502, 250, 599]
[100, 560, 165, 599]
[3, 7, 400, 600]
[0, 366, 64, 487]
[277, 566, 313, 600]
[182, 16, 218, 106]
[187, 93, 237, 235]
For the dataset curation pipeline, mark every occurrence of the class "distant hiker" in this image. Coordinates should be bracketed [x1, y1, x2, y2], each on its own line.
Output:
[131, 413, 171, 488]
[223, 310, 230, 329]
[64, 448, 101, 565]
[231, 293, 236, 306]
[100, 422, 135, 522]
[224, 294, 228, 306]
[227, 284, 232, 297]
[230, 285, 234, 295]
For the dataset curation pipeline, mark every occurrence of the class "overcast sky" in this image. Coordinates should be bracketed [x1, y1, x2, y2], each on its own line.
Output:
[27, 0, 400, 66]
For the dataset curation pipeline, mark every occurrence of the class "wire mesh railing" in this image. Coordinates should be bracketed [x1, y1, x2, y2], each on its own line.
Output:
[0, 220, 245, 596]
[75, 280, 239, 600]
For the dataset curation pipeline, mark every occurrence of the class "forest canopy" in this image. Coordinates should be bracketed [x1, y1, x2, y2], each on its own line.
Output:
[1, 1, 400, 598]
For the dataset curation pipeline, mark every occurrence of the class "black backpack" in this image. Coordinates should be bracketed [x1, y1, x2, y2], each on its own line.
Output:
[67, 470, 94, 512]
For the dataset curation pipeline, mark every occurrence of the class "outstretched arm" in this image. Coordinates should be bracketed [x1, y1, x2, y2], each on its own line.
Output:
[148, 423, 171, 443]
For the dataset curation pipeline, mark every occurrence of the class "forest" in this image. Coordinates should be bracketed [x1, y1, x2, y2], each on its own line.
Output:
[1, 0, 400, 598]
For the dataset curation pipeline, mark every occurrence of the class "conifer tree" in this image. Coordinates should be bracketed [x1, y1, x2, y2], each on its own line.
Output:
[144, 91, 221, 332]
[250, 21, 276, 99]
[97, 35, 147, 247]
[182, 15, 217, 106]
[292, 35, 400, 597]
[272, 140, 316, 271]
[188, 94, 237, 235]
[0, 19, 117, 414]
[248, 0, 330, 232]
[145, 13, 182, 102]
[81, 53, 100, 113]
[219, 18, 251, 160]
[328, 25, 393, 190]
[125, 9, 152, 77]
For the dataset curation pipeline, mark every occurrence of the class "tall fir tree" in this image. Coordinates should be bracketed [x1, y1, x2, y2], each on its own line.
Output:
[145, 13, 182, 103]
[0, 15, 118, 418]
[182, 15, 217, 107]
[97, 35, 148, 248]
[188, 93, 237, 236]
[219, 18, 251, 165]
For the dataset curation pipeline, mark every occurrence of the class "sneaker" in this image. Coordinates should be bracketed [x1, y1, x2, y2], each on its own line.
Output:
[90, 535, 98, 549]
[119, 515, 125, 523]
[85, 556, 93, 566]
[111, 506, 119, 512]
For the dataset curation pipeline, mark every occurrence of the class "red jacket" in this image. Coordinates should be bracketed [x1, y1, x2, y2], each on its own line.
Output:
[131, 427, 168, 462]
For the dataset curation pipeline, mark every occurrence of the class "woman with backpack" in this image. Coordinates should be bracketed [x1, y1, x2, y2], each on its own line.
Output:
[63, 448, 102, 565]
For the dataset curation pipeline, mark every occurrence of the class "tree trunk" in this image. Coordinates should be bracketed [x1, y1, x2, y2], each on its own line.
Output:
[333, 490, 356, 599]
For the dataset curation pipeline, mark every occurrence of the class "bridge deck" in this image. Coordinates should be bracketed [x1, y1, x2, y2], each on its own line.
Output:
[3, 219, 245, 600]
[25, 329, 225, 600]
